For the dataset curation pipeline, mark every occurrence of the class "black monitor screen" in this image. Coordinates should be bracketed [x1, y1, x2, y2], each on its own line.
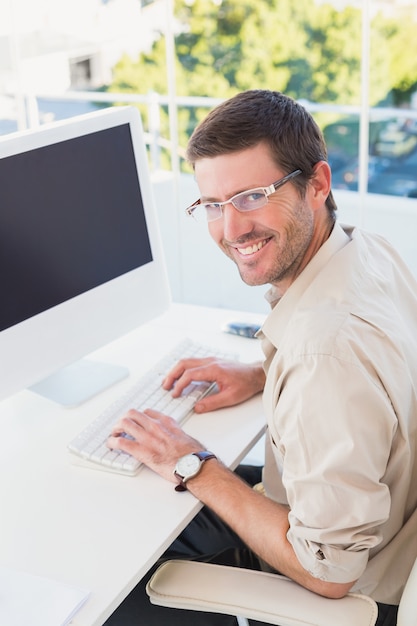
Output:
[0, 124, 153, 332]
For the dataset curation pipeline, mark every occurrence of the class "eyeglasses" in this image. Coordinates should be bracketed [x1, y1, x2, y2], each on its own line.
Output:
[185, 169, 302, 222]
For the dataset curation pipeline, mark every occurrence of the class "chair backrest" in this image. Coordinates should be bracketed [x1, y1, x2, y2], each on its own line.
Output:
[397, 557, 417, 626]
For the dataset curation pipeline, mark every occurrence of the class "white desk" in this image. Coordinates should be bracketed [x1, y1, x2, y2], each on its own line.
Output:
[0, 303, 266, 626]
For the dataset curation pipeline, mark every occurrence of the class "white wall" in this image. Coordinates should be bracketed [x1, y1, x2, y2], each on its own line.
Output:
[336, 189, 417, 278]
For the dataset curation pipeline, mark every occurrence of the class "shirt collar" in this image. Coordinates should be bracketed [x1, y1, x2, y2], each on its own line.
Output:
[260, 222, 351, 345]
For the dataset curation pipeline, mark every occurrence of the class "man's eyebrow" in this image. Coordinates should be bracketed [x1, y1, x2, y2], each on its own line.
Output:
[200, 184, 263, 203]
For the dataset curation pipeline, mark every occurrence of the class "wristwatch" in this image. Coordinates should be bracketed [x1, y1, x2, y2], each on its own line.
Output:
[174, 451, 217, 492]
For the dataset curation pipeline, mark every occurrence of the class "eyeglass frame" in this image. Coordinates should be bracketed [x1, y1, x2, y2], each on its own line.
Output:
[185, 169, 303, 222]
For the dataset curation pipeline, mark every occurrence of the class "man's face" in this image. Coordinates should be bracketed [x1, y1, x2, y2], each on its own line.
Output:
[194, 142, 318, 290]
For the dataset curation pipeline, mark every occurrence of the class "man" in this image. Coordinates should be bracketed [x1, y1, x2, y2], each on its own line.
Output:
[105, 90, 417, 626]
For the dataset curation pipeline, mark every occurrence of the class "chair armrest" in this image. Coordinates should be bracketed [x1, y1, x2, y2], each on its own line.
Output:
[146, 560, 378, 626]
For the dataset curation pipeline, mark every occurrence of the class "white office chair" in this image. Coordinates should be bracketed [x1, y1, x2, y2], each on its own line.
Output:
[147, 555, 417, 626]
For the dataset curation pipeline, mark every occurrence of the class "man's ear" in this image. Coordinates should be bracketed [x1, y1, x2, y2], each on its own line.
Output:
[308, 161, 332, 209]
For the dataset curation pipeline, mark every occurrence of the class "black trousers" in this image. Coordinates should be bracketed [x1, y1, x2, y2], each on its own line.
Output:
[104, 466, 398, 626]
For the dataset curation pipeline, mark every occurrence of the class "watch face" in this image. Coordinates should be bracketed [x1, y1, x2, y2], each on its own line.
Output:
[177, 453, 200, 478]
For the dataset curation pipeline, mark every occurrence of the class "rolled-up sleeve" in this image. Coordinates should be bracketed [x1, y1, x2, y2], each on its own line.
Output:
[267, 348, 396, 583]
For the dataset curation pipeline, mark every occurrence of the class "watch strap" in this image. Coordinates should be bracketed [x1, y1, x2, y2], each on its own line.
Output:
[174, 451, 217, 492]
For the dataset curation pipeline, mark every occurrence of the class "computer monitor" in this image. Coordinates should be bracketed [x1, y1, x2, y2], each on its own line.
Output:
[0, 106, 171, 406]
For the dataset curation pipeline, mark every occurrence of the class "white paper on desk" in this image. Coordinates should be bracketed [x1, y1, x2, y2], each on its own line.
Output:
[0, 566, 90, 626]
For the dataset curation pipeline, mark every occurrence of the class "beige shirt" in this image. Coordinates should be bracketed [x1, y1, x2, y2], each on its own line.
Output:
[260, 223, 417, 604]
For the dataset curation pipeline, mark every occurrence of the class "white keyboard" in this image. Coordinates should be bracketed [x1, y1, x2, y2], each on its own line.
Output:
[68, 339, 234, 476]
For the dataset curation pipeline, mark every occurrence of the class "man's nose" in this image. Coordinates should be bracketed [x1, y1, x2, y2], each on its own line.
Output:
[221, 202, 251, 240]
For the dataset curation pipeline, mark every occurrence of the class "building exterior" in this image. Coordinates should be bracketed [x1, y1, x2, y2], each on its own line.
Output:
[0, 0, 164, 94]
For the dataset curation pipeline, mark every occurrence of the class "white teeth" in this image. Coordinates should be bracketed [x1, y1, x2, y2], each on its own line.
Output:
[238, 240, 266, 256]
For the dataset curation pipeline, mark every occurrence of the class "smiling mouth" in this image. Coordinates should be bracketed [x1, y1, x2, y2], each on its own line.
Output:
[235, 238, 270, 256]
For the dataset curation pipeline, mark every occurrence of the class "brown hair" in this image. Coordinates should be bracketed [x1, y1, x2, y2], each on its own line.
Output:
[186, 89, 337, 216]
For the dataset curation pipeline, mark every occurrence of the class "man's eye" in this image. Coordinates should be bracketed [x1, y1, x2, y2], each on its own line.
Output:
[245, 191, 264, 202]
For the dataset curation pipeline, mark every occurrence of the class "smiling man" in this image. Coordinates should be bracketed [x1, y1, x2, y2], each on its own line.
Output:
[105, 90, 417, 626]
[192, 144, 329, 291]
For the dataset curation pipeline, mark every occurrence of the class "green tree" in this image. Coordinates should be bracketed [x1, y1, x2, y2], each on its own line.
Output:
[107, 0, 417, 168]
[375, 7, 417, 106]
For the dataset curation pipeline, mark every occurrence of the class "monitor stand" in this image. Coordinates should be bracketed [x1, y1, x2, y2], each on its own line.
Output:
[29, 359, 129, 407]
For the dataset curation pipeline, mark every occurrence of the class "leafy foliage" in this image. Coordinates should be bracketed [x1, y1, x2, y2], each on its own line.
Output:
[107, 0, 417, 168]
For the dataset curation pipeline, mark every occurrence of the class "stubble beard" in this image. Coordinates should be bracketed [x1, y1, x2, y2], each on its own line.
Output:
[229, 200, 314, 287]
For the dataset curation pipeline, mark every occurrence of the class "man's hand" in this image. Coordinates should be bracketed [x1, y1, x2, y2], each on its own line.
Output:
[106, 357, 264, 483]
[107, 408, 204, 485]
[162, 357, 265, 413]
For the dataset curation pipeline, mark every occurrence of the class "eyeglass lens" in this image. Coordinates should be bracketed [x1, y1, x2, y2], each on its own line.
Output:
[189, 169, 302, 222]
[199, 188, 268, 222]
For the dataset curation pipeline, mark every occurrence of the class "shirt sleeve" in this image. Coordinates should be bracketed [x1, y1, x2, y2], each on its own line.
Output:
[269, 350, 397, 584]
